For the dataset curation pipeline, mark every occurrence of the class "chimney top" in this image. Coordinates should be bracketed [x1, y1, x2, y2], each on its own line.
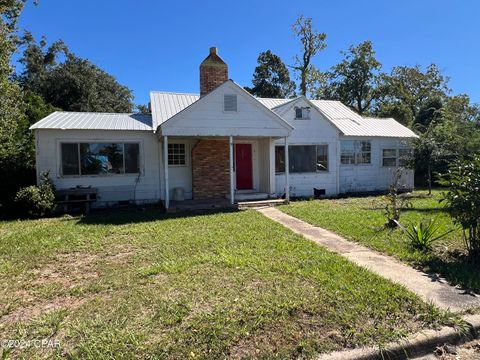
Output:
[199, 47, 228, 97]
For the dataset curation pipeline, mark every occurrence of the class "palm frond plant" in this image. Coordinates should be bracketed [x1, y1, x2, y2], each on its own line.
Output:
[398, 218, 453, 253]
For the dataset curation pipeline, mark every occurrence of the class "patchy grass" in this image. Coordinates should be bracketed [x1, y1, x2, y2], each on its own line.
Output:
[0, 208, 454, 359]
[280, 190, 480, 292]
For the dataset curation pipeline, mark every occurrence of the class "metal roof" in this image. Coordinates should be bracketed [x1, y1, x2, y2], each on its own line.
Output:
[348, 117, 418, 138]
[308, 100, 417, 138]
[256, 98, 291, 109]
[150, 92, 199, 128]
[148, 92, 416, 138]
[31, 93, 416, 138]
[30, 112, 153, 131]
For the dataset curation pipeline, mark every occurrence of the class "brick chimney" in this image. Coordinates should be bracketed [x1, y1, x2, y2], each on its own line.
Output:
[200, 47, 228, 97]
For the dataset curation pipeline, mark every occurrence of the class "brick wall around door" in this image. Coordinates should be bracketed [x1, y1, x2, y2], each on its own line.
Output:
[191, 139, 230, 199]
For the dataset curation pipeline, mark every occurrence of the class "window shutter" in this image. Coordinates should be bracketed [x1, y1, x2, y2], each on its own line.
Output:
[224, 94, 237, 112]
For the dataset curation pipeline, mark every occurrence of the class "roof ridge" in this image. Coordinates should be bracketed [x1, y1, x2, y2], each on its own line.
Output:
[363, 117, 395, 120]
[150, 91, 199, 96]
[45, 111, 152, 116]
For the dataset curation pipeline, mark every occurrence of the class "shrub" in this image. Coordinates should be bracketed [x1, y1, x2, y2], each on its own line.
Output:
[383, 168, 412, 228]
[439, 156, 480, 259]
[15, 172, 56, 217]
[399, 218, 453, 253]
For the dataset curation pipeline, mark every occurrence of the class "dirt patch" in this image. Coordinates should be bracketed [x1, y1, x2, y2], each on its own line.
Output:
[0, 295, 91, 324]
[1, 246, 138, 325]
[31, 253, 100, 287]
[229, 312, 341, 359]
[102, 243, 139, 263]
[32, 245, 139, 287]
[434, 339, 480, 359]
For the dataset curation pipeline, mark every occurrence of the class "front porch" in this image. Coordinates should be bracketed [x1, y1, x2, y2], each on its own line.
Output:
[161, 136, 291, 209]
[168, 196, 286, 212]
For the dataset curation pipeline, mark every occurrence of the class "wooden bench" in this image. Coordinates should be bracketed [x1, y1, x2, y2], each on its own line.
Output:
[56, 188, 98, 214]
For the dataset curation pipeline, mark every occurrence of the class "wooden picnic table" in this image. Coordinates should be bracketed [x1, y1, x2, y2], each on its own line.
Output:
[56, 187, 98, 214]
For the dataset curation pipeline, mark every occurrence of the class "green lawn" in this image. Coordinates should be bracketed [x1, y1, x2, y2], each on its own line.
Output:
[280, 190, 480, 292]
[0, 208, 454, 359]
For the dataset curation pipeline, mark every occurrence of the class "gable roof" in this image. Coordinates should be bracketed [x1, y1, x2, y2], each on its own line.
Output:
[309, 100, 418, 138]
[30, 91, 416, 139]
[151, 80, 293, 135]
[150, 92, 199, 129]
[149, 92, 416, 138]
[30, 112, 153, 131]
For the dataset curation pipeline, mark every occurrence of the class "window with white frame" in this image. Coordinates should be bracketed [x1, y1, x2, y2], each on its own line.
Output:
[294, 106, 310, 120]
[382, 149, 397, 167]
[382, 148, 412, 167]
[168, 143, 186, 166]
[275, 145, 328, 173]
[61, 142, 140, 176]
[340, 140, 371, 165]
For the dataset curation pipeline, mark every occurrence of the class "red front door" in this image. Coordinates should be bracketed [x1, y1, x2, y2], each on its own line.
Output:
[235, 144, 253, 190]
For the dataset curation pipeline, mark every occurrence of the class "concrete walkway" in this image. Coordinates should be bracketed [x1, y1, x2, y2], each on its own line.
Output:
[257, 207, 480, 312]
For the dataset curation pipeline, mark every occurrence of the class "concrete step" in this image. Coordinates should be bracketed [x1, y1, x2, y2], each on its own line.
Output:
[238, 199, 285, 209]
[227, 192, 270, 201]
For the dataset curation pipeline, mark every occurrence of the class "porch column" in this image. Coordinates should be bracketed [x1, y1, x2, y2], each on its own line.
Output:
[229, 136, 234, 205]
[284, 137, 290, 202]
[163, 135, 169, 209]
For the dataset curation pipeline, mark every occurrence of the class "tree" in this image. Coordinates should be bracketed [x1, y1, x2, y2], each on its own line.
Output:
[291, 15, 326, 96]
[375, 102, 413, 126]
[246, 50, 295, 98]
[321, 41, 381, 114]
[43, 54, 134, 112]
[18, 31, 68, 93]
[18, 34, 134, 112]
[135, 104, 150, 114]
[376, 64, 450, 126]
[414, 97, 443, 128]
[412, 111, 465, 194]
[23, 90, 59, 124]
[439, 157, 480, 259]
[0, 0, 36, 211]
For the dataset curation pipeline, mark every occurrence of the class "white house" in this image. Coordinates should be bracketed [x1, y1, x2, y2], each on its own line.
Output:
[30, 47, 417, 209]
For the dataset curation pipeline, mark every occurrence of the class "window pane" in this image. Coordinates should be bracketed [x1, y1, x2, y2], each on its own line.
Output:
[275, 146, 285, 173]
[290, 145, 316, 173]
[360, 141, 371, 152]
[316, 145, 328, 171]
[357, 151, 371, 164]
[168, 143, 186, 165]
[357, 141, 371, 164]
[341, 141, 355, 164]
[383, 149, 396, 158]
[125, 143, 140, 173]
[383, 158, 397, 167]
[61, 143, 79, 175]
[80, 143, 124, 175]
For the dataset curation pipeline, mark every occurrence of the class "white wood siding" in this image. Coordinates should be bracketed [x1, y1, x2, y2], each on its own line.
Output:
[159, 138, 197, 201]
[34, 129, 161, 206]
[274, 99, 339, 197]
[339, 137, 414, 193]
[161, 82, 291, 137]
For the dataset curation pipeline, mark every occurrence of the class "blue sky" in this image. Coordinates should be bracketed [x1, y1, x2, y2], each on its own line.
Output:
[19, 0, 480, 106]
